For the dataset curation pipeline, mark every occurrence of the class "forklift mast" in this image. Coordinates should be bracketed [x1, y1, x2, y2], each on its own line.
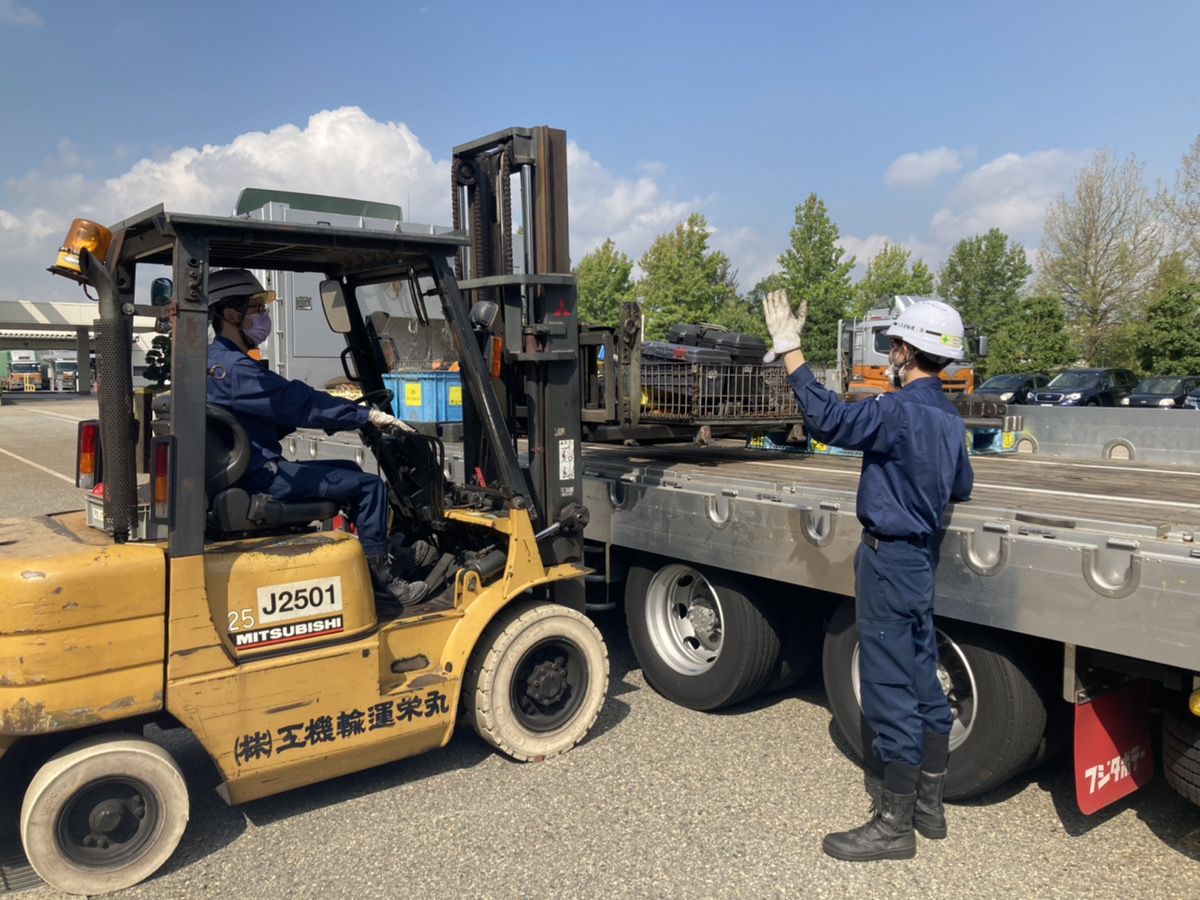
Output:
[452, 127, 586, 602]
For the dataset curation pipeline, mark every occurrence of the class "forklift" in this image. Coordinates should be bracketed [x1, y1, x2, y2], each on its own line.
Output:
[0, 127, 607, 895]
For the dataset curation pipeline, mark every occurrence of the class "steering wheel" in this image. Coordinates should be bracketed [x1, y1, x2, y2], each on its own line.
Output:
[354, 388, 394, 410]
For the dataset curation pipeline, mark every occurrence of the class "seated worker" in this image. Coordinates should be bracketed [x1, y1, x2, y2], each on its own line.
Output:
[205, 268, 428, 605]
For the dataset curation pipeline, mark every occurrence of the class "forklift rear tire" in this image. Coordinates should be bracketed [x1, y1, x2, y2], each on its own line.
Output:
[20, 734, 189, 896]
[465, 601, 609, 761]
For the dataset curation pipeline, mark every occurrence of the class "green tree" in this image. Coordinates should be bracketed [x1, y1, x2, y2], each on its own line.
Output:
[1157, 133, 1200, 272]
[1135, 284, 1200, 374]
[142, 335, 172, 386]
[936, 229, 1032, 332]
[851, 241, 934, 316]
[745, 273, 787, 307]
[1135, 256, 1200, 373]
[574, 238, 635, 327]
[777, 194, 856, 367]
[1035, 149, 1163, 365]
[636, 213, 737, 340]
[983, 295, 1074, 376]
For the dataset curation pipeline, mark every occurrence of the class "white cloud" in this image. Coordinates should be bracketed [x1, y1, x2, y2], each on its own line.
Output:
[833, 232, 941, 280]
[884, 146, 968, 187]
[1, 109, 698, 301]
[708, 224, 775, 291]
[0, 107, 1088, 309]
[567, 142, 698, 269]
[928, 148, 1091, 245]
[0, 108, 452, 300]
[0, 0, 41, 26]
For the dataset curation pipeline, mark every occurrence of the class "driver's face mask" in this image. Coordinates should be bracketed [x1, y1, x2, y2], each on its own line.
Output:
[239, 305, 273, 346]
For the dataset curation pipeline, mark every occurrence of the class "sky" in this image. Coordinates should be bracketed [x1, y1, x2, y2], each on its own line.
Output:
[2, 0, 1199, 305]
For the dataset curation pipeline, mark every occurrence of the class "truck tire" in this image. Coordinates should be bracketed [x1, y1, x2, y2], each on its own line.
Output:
[20, 734, 189, 896]
[626, 557, 781, 710]
[1163, 700, 1200, 806]
[822, 599, 1048, 799]
[464, 601, 609, 761]
[763, 595, 823, 694]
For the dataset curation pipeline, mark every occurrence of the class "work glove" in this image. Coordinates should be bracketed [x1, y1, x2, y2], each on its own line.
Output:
[762, 289, 807, 364]
[367, 408, 416, 432]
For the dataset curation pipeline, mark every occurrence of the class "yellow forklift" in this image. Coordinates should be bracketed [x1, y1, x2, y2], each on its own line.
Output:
[0, 127, 607, 895]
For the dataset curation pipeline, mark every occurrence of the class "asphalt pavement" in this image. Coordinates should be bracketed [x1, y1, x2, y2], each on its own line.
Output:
[1, 392, 1198, 899]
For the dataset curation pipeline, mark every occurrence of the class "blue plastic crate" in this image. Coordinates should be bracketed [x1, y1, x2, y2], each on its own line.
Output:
[384, 371, 463, 423]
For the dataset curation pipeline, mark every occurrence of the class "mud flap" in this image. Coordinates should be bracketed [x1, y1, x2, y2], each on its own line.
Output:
[1074, 679, 1154, 814]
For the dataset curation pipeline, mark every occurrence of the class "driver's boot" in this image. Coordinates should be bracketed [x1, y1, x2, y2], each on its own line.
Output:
[387, 537, 439, 580]
[368, 553, 429, 605]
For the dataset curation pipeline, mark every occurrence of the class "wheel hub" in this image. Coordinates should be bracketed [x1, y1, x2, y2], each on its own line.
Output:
[937, 665, 953, 698]
[686, 601, 719, 649]
[526, 657, 568, 706]
[60, 780, 155, 865]
[91, 801, 127, 834]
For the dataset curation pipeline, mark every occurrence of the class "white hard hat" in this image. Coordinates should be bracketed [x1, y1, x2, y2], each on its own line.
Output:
[206, 269, 275, 308]
[886, 299, 965, 361]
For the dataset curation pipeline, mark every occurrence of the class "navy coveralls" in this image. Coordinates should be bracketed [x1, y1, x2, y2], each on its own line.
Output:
[206, 336, 390, 557]
[786, 365, 974, 767]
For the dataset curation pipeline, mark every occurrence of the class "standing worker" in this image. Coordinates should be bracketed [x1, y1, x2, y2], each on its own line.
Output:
[206, 268, 430, 605]
[762, 290, 974, 861]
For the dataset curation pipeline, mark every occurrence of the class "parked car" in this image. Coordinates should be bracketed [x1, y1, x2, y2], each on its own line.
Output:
[1028, 368, 1139, 407]
[1120, 375, 1200, 408]
[976, 373, 1050, 405]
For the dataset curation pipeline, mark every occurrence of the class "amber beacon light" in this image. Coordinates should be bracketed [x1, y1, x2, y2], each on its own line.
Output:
[49, 218, 113, 282]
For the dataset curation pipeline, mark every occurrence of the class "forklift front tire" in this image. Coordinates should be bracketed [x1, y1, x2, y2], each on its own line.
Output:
[20, 734, 189, 896]
[465, 601, 609, 761]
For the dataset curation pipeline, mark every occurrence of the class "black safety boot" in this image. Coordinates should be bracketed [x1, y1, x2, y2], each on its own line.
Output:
[913, 770, 947, 839]
[387, 537, 438, 580]
[822, 789, 917, 861]
[915, 730, 950, 839]
[368, 553, 429, 605]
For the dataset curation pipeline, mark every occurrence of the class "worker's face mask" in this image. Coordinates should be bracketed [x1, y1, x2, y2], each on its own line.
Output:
[886, 340, 910, 389]
[240, 310, 272, 346]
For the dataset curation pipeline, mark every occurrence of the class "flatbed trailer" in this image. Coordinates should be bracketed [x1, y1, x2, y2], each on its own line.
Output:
[581, 440, 1200, 674]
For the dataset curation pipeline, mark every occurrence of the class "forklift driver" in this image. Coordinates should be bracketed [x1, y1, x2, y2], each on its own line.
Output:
[205, 268, 430, 605]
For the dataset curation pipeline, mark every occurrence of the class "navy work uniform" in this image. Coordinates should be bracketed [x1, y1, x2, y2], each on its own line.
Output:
[206, 334, 390, 558]
[786, 364, 973, 768]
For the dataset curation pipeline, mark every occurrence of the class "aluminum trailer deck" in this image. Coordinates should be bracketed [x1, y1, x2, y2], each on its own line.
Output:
[581, 441, 1200, 673]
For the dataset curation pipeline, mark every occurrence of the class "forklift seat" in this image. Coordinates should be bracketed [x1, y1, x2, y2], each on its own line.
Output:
[204, 404, 339, 533]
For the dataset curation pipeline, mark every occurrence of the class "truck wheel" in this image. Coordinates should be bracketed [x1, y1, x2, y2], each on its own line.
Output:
[763, 595, 822, 694]
[465, 601, 609, 761]
[1163, 699, 1200, 806]
[822, 599, 1048, 799]
[20, 734, 189, 896]
[626, 557, 781, 710]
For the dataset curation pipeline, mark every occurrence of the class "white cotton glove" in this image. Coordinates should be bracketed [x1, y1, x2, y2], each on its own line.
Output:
[761, 289, 807, 363]
[367, 408, 416, 432]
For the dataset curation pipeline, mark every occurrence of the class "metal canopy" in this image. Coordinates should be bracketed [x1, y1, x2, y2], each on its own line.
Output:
[110, 208, 469, 279]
